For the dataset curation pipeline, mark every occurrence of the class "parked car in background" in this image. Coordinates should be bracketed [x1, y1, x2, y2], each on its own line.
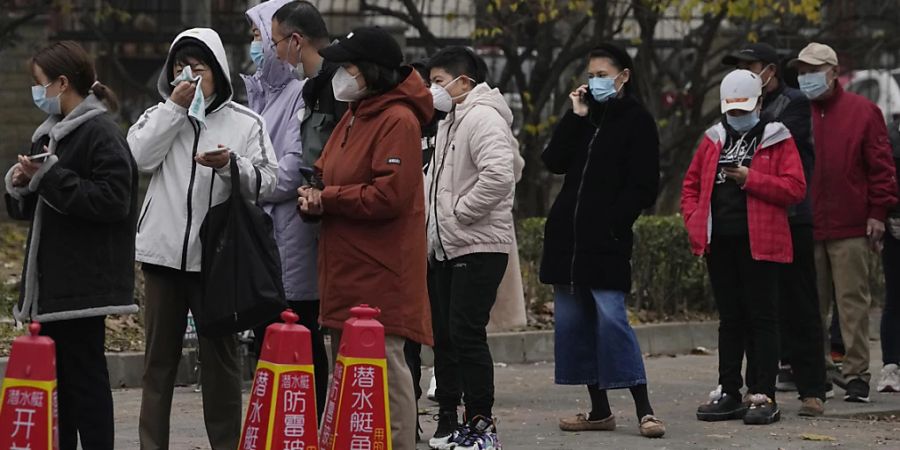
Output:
[845, 69, 900, 123]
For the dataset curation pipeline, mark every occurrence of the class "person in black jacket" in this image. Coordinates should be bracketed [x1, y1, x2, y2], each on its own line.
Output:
[541, 43, 664, 438]
[4, 41, 138, 450]
[721, 42, 828, 416]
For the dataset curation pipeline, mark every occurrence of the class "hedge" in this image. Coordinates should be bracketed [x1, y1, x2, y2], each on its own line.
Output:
[517, 215, 885, 324]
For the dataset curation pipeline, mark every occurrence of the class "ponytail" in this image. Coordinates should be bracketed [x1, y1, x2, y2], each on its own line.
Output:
[90, 81, 119, 113]
[31, 41, 120, 113]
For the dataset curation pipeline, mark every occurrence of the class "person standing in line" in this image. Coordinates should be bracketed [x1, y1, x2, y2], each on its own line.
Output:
[424, 46, 523, 450]
[5, 40, 138, 450]
[242, 0, 329, 419]
[721, 42, 827, 416]
[685, 69, 807, 425]
[878, 119, 900, 393]
[297, 26, 433, 450]
[128, 28, 278, 450]
[541, 43, 665, 438]
[789, 42, 898, 403]
[271, 0, 348, 169]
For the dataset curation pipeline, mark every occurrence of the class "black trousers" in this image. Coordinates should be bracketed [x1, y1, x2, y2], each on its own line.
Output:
[707, 235, 780, 399]
[252, 300, 329, 420]
[883, 232, 900, 365]
[42, 316, 114, 450]
[746, 225, 826, 400]
[404, 339, 423, 401]
[428, 253, 508, 419]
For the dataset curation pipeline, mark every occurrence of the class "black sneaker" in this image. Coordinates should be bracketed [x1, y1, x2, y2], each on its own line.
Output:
[844, 378, 871, 403]
[697, 391, 748, 421]
[429, 409, 459, 449]
[743, 394, 781, 425]
[776, 365, 798, 392]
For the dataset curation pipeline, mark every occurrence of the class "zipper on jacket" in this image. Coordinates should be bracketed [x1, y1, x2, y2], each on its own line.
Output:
[340, 115, 356, 148]
[181, 120, 202, 271]
[428, 114, 456, 260]
[137, 197, 152, 232]
[570, 128, 602, 290]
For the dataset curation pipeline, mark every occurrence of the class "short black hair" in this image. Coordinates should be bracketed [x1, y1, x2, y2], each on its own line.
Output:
[172, 44, 211, 69]
[427, 46, 488, 84]
[357, 60, 402, 96]
[273, 1, 329, 41]
[410, 58, 430, 86]
[588, 43, 638, 98]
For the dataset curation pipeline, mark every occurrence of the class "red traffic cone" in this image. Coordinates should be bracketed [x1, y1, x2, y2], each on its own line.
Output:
[0, 322, 59, 450]
[320, 305, 391, 450]
[239, 310, 318, 450]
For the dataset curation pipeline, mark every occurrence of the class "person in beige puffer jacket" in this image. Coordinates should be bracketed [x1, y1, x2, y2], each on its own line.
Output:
[424, 46, 524, 449]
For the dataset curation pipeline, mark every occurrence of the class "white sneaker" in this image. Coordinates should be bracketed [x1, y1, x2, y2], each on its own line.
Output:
[427, 370, 438, 401]
[877, 364, 900, 393]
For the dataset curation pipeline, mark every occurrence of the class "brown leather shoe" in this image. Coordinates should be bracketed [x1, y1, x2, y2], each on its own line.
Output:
[639, 415, 666, 438]
[558, 413, 616, 432]
[798, 397, 825, 417]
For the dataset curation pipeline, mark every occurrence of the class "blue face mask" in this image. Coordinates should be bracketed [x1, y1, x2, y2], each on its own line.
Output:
[726, 110, 760, 133]
[588, 74, 621, 103]
[798, 71, 830, 100]
[249, 41, 264, 67]
[32, 81, 61, 115]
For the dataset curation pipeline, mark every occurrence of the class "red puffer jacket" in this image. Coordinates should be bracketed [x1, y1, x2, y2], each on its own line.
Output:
[681, 122, 806, 263]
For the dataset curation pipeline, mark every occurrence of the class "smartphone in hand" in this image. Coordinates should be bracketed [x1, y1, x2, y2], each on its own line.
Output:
[200, 147, 229, 156]
[299, 166, 324, 190]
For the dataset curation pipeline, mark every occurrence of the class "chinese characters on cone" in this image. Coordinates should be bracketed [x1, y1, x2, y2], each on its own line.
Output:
[240, 310, 318, 450]
[0, 322, 58, 450]
[320, 305, 391, 450]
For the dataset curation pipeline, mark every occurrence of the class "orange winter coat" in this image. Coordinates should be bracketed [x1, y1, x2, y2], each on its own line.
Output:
[316, 68, 434, 345]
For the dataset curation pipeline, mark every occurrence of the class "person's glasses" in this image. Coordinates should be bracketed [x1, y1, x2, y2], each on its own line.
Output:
[270, 35, 291, 52]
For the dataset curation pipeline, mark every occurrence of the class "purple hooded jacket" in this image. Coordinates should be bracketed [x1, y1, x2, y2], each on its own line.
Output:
[242, 0, 318, 301]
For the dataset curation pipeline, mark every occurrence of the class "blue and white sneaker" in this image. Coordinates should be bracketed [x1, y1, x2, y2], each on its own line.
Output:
[453, 416, 500, 450]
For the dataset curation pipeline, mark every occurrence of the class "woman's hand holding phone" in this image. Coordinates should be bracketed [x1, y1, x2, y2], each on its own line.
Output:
[195, 145, 230, 169]
[570, 84, 589, 117]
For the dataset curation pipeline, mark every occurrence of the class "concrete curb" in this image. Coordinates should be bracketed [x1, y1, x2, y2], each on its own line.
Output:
[0, 321, 718, 389]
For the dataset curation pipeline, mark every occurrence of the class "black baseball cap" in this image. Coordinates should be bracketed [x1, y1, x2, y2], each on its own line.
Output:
[319, 26, 403, 69]
[722, 43, 779, 66]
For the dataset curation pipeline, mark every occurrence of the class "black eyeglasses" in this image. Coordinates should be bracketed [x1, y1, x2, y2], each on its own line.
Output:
[270, 35, 291, 52]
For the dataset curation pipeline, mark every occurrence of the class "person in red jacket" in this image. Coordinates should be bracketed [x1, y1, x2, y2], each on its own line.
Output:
[682, 69, 806, 425]
[789, 42, 899, 403]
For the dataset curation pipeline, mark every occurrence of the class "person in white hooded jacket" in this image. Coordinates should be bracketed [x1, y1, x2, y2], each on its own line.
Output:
[127, 28, 277, 450]
[424, 46, 524, 450]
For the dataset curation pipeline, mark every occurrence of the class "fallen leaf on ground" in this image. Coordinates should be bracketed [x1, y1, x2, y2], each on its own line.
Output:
[800, 433, 836, 441]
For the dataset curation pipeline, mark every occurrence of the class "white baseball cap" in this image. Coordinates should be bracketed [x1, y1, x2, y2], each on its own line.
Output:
[720, 69, 762, 113]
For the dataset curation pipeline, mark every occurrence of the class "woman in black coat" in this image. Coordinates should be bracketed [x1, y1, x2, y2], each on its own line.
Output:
[4, 41, 138, 449]
[540, 43, 664, 438]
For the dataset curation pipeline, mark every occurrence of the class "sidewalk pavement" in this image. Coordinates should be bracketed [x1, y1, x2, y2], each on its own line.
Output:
[111, 341, 900, 449]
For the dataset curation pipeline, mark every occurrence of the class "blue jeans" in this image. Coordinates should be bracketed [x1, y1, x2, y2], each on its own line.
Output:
[554, 286, 647, 389]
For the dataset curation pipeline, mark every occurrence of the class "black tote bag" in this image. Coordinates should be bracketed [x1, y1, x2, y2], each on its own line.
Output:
[197, 154, 286, 337]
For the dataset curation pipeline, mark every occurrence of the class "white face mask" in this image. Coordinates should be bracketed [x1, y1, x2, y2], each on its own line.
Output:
[429, 84, 453, 112]
[332, 67, 366, 102]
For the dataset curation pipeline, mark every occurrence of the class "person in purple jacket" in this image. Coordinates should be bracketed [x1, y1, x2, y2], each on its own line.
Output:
[241, 0, 327, 419]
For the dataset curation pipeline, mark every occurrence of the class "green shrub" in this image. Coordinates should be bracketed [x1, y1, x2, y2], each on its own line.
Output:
[630, 215, 713, 319]
[517, 215, 713, 323]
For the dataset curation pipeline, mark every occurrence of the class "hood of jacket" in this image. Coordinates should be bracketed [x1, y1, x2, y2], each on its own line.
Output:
[241, 0, 295, 95]
[355, 67, 434, 125]
[454, 82, 515, 127]
[156, 28, 233, 112]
